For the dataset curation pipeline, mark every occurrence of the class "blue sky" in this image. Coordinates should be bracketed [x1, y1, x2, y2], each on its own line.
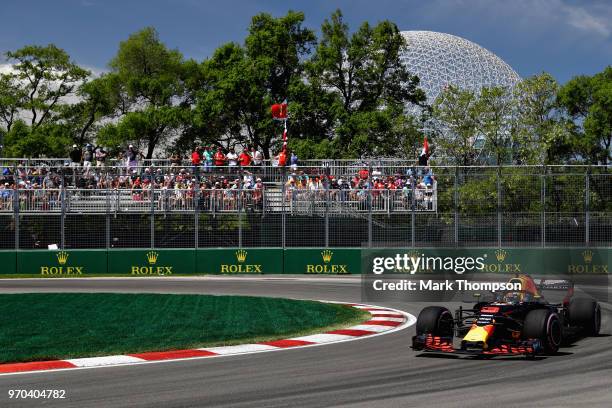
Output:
[1, 0, 611, 83]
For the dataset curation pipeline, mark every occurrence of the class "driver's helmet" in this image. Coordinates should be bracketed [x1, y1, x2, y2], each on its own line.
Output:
[503, 291, 523, 303]
[504, 275, 539, 303]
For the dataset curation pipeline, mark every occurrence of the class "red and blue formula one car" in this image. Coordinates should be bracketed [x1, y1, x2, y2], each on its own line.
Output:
[412, 275, 601, 358]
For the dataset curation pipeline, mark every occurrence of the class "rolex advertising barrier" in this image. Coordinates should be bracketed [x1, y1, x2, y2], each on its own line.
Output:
[0, 248, 609, 276]
[196, 248, 283, 274]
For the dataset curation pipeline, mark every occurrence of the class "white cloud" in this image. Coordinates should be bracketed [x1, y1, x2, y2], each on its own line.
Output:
[432, 0, 611, 39]
[0, 63, 14, 75]
[560, 1, 610, 37]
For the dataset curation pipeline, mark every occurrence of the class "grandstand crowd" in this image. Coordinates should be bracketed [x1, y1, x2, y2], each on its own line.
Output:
[0, 144, 436, 212]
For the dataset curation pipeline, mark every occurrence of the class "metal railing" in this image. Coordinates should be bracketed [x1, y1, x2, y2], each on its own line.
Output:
[0, 186, 436, 214]
[0, 164, 609, 249]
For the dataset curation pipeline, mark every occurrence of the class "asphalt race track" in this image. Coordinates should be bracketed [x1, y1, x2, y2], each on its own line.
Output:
[0, 277, 610, 408]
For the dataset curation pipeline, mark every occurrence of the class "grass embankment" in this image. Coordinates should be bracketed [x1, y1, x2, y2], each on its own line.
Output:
[0, 293, 369, 363]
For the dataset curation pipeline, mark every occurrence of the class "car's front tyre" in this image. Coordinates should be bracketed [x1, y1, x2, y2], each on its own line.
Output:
[522, 309, 562, 354]
[415, 306, 454, 336]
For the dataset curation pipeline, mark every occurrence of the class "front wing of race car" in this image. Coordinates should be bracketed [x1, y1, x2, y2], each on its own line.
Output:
[412, 334, 542, 357]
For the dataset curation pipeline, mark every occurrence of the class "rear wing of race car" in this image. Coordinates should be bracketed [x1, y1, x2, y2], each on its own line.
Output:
[537, 279, 574, 291]
[537, 279, 574, 304]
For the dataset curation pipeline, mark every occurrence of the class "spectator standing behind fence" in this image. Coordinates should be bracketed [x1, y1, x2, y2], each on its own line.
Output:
[423, 169, 434, 187]
[69, 145, 81, 168]
[131, 178, 143, 201]
[358, 166, 369, 180]
[214, 147, 226, 168]
[125, 145, 142, 172]
[290, 151, 298, 171]
[239, 148, 251, 167]
[95, 146, 107, 167]
[251, 146, 263, 167]
[227, 148, 238, 171]
[83, 144, 94, 170]
[42, 171, 54, 189]
[418, 151, 429, 167]
[203, 146, 213, 172]
[169, 152, 182, 167]
[276, 149, 287, 167]
[191, 146, 201, 176]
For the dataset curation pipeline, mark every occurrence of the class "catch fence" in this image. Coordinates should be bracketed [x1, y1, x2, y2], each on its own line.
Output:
[0, 164, 609, 249]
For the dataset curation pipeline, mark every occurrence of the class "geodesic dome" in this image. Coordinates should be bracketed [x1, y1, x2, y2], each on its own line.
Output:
[399, 31, 521, 105]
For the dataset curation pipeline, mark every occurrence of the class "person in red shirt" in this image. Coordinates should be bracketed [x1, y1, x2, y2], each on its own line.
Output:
[191, 147, 201, 166]
[358, 167, 369, 180]
[191, 147, 202, 177]
[276, 149, 287, 167]
[239, 149, 252, 167]
[214, 148, 226, 167]
[372, 177, 384, 199]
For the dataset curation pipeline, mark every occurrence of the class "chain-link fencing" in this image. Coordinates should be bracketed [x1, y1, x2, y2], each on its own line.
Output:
[0, 165, 609, 249]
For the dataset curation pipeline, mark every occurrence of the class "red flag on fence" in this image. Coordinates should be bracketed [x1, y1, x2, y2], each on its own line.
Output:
[271, 99, 288, 120]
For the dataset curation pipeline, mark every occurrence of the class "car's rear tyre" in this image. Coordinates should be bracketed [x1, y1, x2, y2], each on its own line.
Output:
[569, 298, 601, 336]
[416, 306, 454, 336]
[522, 309, 562, 354]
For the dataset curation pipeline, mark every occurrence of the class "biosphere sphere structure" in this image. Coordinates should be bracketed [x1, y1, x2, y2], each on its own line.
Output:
[400, 31, 521, 105]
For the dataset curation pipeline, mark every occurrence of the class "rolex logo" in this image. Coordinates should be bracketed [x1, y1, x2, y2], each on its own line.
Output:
[321, 250, 333, 264]
[495, 249, 507, 262]
[56, 251, 69, 265]
[236, 249, 247, 263]
[582, 250, 593, 264]
[146, 251, 159, 265]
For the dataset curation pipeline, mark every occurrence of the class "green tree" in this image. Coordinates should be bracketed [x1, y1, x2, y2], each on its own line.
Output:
[306, 10, 425, 157]
[0, 73, 27, 132]
[60, 74, 122, 147]
[104, 27, 186, 158]
[4, 44, 90, 129]
[558, 66, 612, 165]
[2, 120, 72, 157]
[475, 86, 514, 164]
[191, 11, 316, 158]
[431, 86, 480, 166]
[512, 73, 570, 164]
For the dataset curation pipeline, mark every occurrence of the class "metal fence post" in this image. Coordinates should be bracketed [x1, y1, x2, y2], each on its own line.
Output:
[13, 164, 19, 250]
[497, 166, 502, 248]
[454, 166, 459, 248]
[324, 177, 329, 248]
[541, 165, 546, 248]
[281, 166, 286, 248]
[195, 170, 199, 250]
[585, 167, 590, 246]
[60, 184, 66, 249]
[150, 166, 155, 249]
[238, 168, 243, 248]
[368, 161, 373, 248]
[411, 174, 416, 248]
[105, 175, 110, 250]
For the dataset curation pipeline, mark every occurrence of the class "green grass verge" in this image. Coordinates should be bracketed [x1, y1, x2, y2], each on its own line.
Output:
[0, 293, 370, 363]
